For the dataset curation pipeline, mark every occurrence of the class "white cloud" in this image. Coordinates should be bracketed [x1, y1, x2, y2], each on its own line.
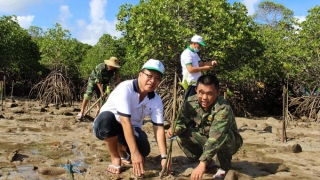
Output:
[16, 15, 35, 29]
[90, 0, 106, 21]
[58, 5, 73, 30]
[0, 0, 42, 13]
[76, 0, 122, 45]
[241, 0, 261, 15]
[294, 16, 306, 23]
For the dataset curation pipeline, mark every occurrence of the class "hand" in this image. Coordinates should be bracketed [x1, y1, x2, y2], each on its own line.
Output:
[131, 151, 144, 177]
[160, 158, 172, 175]
[211, 60, 218, 66]
[166, 128, 178, 139]
[190, 162, 206, 180]
[203, 65, 212, 71]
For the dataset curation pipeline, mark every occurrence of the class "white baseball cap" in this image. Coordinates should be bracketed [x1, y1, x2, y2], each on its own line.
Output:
[191, 35, 206, 46]
[141, 59, 165, 75]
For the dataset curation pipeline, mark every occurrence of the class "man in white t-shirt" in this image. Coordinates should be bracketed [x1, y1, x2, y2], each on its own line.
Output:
[93, 59, 168, 177]
[181, 34, 218, 100]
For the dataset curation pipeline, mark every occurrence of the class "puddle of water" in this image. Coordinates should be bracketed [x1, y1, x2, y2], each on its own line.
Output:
[0, 139, 96, 179]
[31, 149, 39, 155]
[23, 142, 74, 160]
[16, 165, 34, 172]
[1, 166, 43, 180]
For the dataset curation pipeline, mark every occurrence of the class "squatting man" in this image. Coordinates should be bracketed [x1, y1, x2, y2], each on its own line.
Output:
[167, 74, 243, 180]
[92, 59, 169, 176]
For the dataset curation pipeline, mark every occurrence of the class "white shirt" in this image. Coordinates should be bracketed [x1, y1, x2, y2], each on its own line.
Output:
[99, 79, 164, 128]
[180, 48, 201, 86]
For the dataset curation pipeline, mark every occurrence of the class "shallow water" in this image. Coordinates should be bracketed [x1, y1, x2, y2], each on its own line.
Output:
[1, 165, 43, 180]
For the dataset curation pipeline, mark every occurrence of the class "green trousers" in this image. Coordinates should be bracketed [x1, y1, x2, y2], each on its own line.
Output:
[176, 128, 240, 171]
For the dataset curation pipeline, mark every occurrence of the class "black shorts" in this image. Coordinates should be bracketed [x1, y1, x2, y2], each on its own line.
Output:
[84, 80, 107, 100]
[93, 111, 151, 157]
[184, 85, 197, 100]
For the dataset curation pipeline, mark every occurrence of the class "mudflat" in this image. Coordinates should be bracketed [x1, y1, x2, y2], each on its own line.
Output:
[0, 98, 320, 180]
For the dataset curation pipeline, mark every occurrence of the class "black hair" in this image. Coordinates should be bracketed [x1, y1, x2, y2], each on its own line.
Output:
[196, 74, 220, 90]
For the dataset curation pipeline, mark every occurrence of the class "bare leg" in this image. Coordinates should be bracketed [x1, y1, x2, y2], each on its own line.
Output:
[118, 144, 131, 165]
[77, 99, 88, 119]
[95, 103, 101, 118]
[117, 143, 127, 157]
[105, 136, 121, 174]
[80, 99, 88, 114]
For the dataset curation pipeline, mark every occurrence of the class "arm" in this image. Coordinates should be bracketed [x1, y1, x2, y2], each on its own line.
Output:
[182, 53, 211, 73]
[153, 125, 167, 156]
[119, 116, 140, 155]
[96, 83, 104, 94]
[120, 116, 144, 176]
[114, 69, 120, 85]
[154, 125, 171, 174]
[198, 60, 217, 67]
[116, 84, 144, 176]
[153, 125, 168, 169]
[92, 64, 104, 94]
[150, 100, 166, 153]
[149, 98, 168, 171]
[185, 64, 211, 73]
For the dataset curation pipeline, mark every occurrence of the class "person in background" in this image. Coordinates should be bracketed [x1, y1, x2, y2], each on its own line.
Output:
[76, 57, 120, 120]
[181, 34, 218, 100]
[167, 74, 243, 180]
[93, 59, 169, 176]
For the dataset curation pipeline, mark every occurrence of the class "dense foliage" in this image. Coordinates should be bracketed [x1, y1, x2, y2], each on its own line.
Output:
[79, 34, 126, 78]
[116, 0, 264, 84]
[0, 15, 43, 94]
[0, 1, 319, 118]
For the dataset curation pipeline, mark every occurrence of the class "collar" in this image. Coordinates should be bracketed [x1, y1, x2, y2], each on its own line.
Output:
[132, 79, 155, 99]
[187, 46, 195, 52]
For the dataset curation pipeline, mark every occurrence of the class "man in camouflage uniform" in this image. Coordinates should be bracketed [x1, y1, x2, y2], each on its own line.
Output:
[167, 74, 242, 180]
[76, 57, 121, 120]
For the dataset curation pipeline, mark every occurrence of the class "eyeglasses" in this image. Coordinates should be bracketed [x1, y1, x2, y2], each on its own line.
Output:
[141, 71, 161, 82]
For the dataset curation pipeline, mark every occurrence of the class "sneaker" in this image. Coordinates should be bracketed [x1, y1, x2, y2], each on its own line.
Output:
[213, 169, 226, 179]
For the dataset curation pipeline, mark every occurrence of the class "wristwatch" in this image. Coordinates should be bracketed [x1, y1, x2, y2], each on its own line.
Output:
[161, 154, 167, 159]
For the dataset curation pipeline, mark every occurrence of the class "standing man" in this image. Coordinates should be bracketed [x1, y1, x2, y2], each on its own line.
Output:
[167, 74, 243, 180]
[181, 34, 218, 99]
[76, 57, 121, 120]
[93, 59, 168, 176]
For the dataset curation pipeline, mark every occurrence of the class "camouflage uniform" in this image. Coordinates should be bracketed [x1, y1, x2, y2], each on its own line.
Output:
[84, 63, 117, 100]
[175, 95, 243, 171]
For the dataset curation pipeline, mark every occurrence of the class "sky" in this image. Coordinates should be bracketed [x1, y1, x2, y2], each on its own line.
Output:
[0, 0, 318, 45]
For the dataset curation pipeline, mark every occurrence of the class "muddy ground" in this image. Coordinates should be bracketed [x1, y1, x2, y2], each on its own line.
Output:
[0, 97, 320, 180]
